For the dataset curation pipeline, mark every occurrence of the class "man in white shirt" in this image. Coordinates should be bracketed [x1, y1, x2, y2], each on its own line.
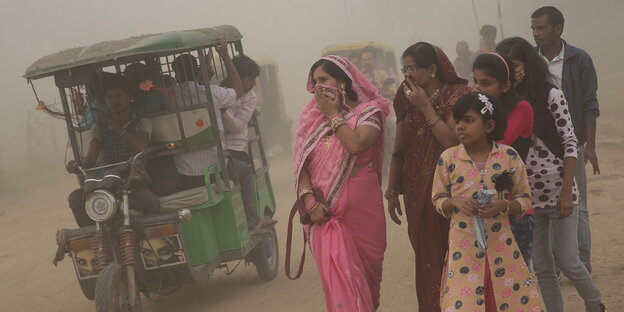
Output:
[168, 37, 243, 189]
[221, 55, 272, 233]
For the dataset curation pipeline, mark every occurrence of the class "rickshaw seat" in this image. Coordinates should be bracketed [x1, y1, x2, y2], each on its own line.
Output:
[158, 186, 213, 210]
[158, 164, 222, 210]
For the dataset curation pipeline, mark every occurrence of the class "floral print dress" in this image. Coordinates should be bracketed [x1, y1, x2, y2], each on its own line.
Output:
[432, 143, 546, 312]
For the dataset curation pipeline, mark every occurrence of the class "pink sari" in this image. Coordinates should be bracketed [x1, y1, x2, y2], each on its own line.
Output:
[294, 56, 390, 311]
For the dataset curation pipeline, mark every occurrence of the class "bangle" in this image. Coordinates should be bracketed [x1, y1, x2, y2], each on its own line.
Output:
[426, 115, 442, 127]
[329, 114, 347, 133]
[305, 199, 318, 212]
[384, 189, 399, 200]
[503, 200, 511, 214]
[298, 185, 313, 201]
[306, 202, 320, 214]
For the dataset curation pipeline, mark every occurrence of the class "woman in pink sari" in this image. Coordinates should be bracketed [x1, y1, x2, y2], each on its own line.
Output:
[294, 55, 390, 311]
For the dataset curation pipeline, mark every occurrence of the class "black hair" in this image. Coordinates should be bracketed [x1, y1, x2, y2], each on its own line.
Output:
[361, 45, 378, 58]
[453, 92, 507, 141]
[480, 24, 497, 37]
[496, 37, 551, 110]
[401, 42, 442, 81]
[123, 62, 146, 78]
[232, 55, 260, 78]
[310, 59, 358, 102]
[172, 54, 198, 82]
[100, 74, 132, 98]
[531, 6, 565, 28]
[472, 53, 520, 117]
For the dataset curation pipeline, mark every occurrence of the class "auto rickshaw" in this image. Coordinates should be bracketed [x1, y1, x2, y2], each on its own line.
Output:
[321, 41, 399, 176]
[24, 25, 278, 312]
[251, 56, 292, 152]
[321, 41, 400, 99]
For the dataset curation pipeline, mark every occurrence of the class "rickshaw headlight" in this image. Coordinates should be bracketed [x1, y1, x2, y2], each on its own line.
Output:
[85, 190, 118, 222]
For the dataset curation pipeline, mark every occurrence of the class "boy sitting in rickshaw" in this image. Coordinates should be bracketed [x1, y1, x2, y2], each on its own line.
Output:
[67, 75, 160, 227]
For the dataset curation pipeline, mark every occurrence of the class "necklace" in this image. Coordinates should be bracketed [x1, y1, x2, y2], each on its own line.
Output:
[428, 83, 443, 103]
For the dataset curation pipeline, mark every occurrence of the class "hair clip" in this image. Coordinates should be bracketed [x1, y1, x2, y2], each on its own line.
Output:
[478, 93, 494, 115]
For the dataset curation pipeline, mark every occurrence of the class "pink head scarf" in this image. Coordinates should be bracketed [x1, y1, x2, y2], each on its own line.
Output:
[293, 55, 390, 205]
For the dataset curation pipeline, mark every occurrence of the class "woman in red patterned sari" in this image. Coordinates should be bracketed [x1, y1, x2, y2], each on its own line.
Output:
[385, 42, 470, 311]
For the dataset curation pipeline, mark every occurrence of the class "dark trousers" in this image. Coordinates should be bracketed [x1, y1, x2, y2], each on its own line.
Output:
[68, 186, 160, 227]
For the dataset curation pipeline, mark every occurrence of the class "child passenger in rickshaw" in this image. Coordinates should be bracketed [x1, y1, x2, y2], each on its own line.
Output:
[67, 75, 160, 227]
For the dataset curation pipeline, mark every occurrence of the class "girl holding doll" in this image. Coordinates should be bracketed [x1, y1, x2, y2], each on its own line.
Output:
[432, 92, 545, 311]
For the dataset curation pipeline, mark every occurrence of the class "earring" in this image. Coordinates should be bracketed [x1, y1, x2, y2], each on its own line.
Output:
[341, 84, 346, 91]
[430, 73, 435, 78]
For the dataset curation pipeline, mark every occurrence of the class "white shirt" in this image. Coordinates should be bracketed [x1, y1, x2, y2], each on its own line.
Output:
[169, 81, 236, 176]
[222, 90, 257, 152]
[538, 41, 565, 88]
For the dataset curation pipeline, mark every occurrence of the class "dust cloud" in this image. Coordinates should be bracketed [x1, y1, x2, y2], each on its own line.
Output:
[0, 0, 621, 189]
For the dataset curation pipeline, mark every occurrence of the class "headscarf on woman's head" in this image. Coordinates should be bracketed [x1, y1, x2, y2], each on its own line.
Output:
[394, 43, 468, 121]
[427, 43, 469, 85]
[294, 55, 391, 190]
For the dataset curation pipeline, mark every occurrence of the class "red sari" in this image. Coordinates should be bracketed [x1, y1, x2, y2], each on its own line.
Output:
[393, 44, 470, 311]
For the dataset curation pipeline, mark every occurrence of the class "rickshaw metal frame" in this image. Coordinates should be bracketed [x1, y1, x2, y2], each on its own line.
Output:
[49, 41, 249, 186]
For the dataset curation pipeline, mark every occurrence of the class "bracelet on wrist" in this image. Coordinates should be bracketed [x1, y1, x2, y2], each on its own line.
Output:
[298, 185, 313, 201]
[384, 189, 399, 200]
[426, 115, 442, 127]
[306, 202, 320, 214]
[503, 200, 511, 214]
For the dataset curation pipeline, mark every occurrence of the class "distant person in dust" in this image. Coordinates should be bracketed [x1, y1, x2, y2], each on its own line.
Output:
[473, 24, 498, 61]
[360, 45, 397, 99]
[453, 40, 473, 81]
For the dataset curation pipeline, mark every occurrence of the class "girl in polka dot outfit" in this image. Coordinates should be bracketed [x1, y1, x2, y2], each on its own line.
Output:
[496, 37, 605, 312]
[432, 92, 545, 311]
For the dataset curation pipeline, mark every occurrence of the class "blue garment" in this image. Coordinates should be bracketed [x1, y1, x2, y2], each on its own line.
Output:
[558, 40, 600, 144]
[96, 115, 141, 166]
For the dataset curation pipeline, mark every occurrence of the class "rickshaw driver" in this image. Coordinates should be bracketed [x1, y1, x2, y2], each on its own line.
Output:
[360, 45, 397, 98]
[67, 75, 161, 227]
[220, 55, 274, 234]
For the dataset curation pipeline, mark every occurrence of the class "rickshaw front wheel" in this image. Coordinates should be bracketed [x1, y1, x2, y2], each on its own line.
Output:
[251, 227, 279, 282]
[95, 264, 143, 312]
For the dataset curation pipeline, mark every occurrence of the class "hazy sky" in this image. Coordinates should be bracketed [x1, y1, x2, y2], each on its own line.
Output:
[0, 0, 622, 171]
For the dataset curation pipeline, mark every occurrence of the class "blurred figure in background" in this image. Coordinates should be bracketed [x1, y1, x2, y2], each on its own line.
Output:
[453, 40, 473, 81]
[473, 24, 498, 61]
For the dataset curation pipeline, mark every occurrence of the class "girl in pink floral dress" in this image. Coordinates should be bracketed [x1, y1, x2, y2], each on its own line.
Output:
[432, 92, 545, 311]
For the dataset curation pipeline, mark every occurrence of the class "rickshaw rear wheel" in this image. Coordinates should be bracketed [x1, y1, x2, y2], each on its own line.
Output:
[251, 226, 279, 281]
[95, 264, 143, 312]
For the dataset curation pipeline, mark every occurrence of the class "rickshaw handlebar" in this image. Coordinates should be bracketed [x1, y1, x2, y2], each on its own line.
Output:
[67, 143, 175, 175]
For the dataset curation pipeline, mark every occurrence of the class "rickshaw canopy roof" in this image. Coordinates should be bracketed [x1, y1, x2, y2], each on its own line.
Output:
[24, 25, 242, 80]
[321, 41, 395, 57]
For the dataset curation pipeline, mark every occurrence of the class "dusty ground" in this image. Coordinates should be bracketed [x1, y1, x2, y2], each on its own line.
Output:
[1, 69, 622, 312]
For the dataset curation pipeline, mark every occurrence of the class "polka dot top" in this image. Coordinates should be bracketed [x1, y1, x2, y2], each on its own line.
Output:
[526, 88, 579, 210]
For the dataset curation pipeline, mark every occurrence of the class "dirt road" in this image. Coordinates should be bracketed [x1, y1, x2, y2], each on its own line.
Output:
[1, 71, 622, 312]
